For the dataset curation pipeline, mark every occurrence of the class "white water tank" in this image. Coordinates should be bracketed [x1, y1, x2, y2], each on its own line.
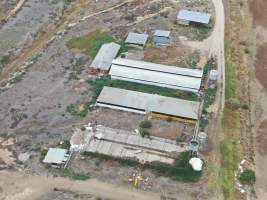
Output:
[189, 157, 203, 171]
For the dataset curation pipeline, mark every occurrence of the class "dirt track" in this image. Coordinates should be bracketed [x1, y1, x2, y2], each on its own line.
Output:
[0, 171, 162, 200]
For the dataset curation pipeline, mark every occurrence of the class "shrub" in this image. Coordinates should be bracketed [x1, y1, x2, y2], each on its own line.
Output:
[139, 128, 150, 138]
[239, 170, 256, 185]
[59, 140, 71, 149]
[139, 120, 152, 129]
[40, 149, 48, 162]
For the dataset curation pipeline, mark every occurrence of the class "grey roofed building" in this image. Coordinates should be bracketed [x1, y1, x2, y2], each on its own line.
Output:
[109, 58, 203, 92]
[154, 30, 171, 37]
[43, 148, 69, 165]
[97, 86, 201, 120]
[153, 30, 171, 46]
[177, 10, 211, 24]
[125, 32, 148, 47]
[90, 42, 121, 71]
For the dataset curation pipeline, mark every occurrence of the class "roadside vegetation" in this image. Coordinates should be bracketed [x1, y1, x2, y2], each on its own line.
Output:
[52, 168, 90, 181]
[87, 77, 198, 103]
[67, 30, 128, 58]
[219, 37, 241, 199]
[82, 151, 201, 182]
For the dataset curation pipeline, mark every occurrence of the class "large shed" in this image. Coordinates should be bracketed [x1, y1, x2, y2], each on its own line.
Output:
[90, 42, 121, 71]
[109, 58, 203, 93]
[125, 32, 148, 48]
[177, 10, 211, 25]
[96, 87, 201, 121]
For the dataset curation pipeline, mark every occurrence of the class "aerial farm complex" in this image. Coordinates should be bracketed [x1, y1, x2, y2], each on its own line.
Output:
[1, 0, 262, 199]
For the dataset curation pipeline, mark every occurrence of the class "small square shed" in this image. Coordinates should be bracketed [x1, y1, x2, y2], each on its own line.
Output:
[153, 30, 171, 46]
[125, 32, 148, 48]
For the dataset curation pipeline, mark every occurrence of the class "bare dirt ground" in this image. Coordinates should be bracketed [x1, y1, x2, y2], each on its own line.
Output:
[0, 0, 19, 22]
[0, 0, 219, 199]
[250, 0, 267, 199]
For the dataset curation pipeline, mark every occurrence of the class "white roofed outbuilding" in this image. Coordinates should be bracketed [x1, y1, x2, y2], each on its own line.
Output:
[43, 148, 70, 167]
[90, 42, 121, 71]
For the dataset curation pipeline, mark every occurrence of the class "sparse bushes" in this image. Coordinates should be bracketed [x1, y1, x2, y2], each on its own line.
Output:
[67, 103, 88, 117]
[239, 169, 256, 185]
[139, 120, 152, 129]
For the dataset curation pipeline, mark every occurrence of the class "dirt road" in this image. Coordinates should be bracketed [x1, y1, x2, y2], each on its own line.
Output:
[184, 0, 225, 113]
[0, 170, 161, 200]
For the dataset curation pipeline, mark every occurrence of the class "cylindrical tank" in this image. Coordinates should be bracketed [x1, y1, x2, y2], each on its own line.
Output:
[189, 140, 199, 152]
[198, 132, 207, 145]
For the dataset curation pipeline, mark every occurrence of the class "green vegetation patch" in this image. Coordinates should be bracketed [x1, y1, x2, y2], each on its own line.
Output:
[67, 30, 114, 58]
[225, 40, 236, 100]
[67, 30, 128, 58]
[139, 128, 150, 138]
[219, 140, 240, 199]
[87, 77, 198, 103]
[139, 120, 152, 129]
[82, 151, 201, 182]
[238, 169, 256, 185]
[148, 152, 201, 182]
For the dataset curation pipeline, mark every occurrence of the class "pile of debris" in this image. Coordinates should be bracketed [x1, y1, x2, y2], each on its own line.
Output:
[129, 168, 153, 190]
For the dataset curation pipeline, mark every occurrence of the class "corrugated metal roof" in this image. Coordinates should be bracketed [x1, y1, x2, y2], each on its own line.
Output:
[177, 10, 211, 24]
[109, 64, 201, 92]
[43, 148, 69, 164]
[154, 30, 170, 37]
[153, 36, 170, 45]
[97, 87, 200, 120]
[90, 42, 121, 70]
[125, 32, 148, 45]
[112, 58, 203, 78]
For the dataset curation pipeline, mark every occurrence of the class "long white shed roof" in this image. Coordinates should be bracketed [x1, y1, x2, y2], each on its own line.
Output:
[97, 87, 200, 120]
[90, 42, 121, 70]
[110, 58, 203, 92]
[177, 10, 211, 24]
[112, 58, 203, 78]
